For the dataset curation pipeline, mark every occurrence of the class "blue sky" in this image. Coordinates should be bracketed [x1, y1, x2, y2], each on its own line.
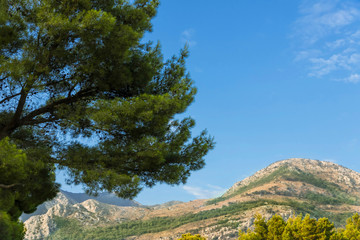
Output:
[58, 0, 360, 205]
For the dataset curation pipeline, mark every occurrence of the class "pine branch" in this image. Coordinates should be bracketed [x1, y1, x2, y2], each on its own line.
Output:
[0, 92, 21, 104]
[20, 88, 95, 125]
[0, 183, 22, 189]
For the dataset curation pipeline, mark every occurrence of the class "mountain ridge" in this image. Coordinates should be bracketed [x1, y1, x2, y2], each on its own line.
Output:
[24, 158, 360, 240]
[227, 158, 360, 195]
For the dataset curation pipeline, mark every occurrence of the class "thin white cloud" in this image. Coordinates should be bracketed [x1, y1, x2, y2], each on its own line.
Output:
[294, 49, 321, 62]
[319, 9, 358, 27]
[309, 53, 360, 77]
[338, 73, 360, 83]
[326, 39, 346, 49]
[181, 28, 197, 47]
[292, 0, 360, 82]
[350, 29, 360, 39]
[183, 185, 226, 199]
[294, 1, 360, 45]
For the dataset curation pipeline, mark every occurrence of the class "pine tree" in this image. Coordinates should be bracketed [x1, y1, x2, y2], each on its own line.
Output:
[340, 213, 360, 239]
[0, 0, 214, 237]
[267, 214, 286, 240]
[282, 215, 303, 240]
[239, 214, 268, 240]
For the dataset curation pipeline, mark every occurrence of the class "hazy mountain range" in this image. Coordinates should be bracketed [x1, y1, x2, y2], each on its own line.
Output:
[23, 158, 360, 240]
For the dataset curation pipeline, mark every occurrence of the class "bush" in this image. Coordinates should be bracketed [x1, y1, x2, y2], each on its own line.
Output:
[178, 233, 206, 240]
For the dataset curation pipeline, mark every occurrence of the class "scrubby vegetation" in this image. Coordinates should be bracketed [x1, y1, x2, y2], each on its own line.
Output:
[45, 198, 355, 239]
[178, 233, 206, 240]
[281, 168, 359, 205]
[207, 165, 360, 206]
[47, 200, 276, 239]
[207, 166, 291, 204]
[46, 212, 360, 239]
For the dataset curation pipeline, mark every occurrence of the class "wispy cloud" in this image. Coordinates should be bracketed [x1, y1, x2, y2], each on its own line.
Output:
[338, 73, 360, 83]
[294, 0, 360, 45]
[326, 39, 346, 49]
[308, 53, 360, 77]
[183, 184, 226, 199]
[292, 0, 360, 82]
[181, 28, 197, 47]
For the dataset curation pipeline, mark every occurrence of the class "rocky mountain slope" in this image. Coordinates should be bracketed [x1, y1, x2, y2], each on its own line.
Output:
[21, 190, 140, 222]
[24, 158, 360, 240]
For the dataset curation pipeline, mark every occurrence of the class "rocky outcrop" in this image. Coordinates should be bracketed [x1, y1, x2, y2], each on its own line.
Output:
[21, 190, 140, 222]
[20, 191, 77, 222]
[23, 191, 145, 239]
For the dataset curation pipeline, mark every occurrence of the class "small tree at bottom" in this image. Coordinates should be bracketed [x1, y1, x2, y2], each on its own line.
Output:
[178, 233, 206, 240]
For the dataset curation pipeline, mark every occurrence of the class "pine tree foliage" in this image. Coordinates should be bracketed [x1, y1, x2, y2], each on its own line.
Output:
[0, 137, 58, 239]
[0, 0, 214, 197]
[0, 211, 24, 240]
[0, 0, 214, 237]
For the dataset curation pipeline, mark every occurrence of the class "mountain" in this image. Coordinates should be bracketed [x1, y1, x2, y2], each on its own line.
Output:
[20, 190, 141, 222]
[24, 158, 360, 240]
[60, 190, 142, 208]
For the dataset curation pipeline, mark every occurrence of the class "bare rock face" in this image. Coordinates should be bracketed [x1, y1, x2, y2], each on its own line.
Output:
[24, 158, 360, 240]
[24, 199, 79, 239]
[23, 191, 145, 240]
[20, 191, 77, 222]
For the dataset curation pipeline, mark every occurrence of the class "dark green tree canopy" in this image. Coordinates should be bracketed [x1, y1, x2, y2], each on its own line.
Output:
[0, 0, 214, 205]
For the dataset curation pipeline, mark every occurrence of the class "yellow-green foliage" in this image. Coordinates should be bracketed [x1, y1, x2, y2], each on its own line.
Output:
[177, 233, 206, 240]
[239, 213, 360, 240]
[0, 137, 58, 238]
[0, 211, 25, 240]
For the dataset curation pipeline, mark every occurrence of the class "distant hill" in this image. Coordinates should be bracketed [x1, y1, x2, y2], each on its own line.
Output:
[20, 190, 141, 222]
[24, 158, 360, 240]
[60, 190, 142, 208]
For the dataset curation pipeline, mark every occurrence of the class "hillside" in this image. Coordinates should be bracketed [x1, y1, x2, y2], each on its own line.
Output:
[24, 158, 360, 240]
[20, 190, 141, 222]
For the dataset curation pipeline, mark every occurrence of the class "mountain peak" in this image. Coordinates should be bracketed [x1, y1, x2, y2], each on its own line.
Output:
[225, 158, 360, 198]
[269, 158, 337, 169]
